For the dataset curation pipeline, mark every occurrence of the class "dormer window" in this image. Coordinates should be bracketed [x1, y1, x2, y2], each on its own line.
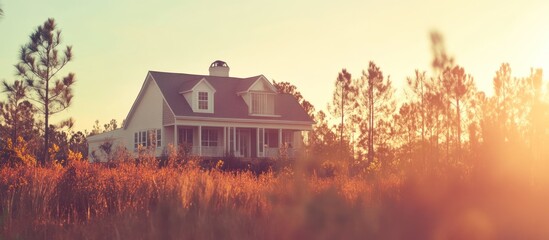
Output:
[237, 75, 279, 117]
[179, 78, 215, 113]
[198, 92, 209, 110]
[251, 92, 274, 115]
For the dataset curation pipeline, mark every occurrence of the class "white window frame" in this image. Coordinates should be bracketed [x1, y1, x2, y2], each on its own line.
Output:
[134, 129, 162, 149]
[156, 129, 162, 147]
[201, 129, 218, 147]
[179, 128, 193, 145]
[198, 91, 208, 110]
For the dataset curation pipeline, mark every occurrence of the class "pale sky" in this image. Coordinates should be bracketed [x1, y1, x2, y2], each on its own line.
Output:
[1, 0, 548, 132]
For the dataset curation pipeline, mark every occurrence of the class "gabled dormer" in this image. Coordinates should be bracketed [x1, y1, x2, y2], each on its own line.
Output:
[179, 78, 216, 113]
[238, 75, 279, 116]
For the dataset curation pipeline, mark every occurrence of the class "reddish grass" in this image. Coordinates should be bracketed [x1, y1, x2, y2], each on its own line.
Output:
[1, 159, 549, 240]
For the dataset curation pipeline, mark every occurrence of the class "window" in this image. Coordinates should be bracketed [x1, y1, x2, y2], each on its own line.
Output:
[251, 93, 274, 115]
[282, 131, 294, 148]
[146, 131, 151, 146]
[134, 132, 139, 149]
[198, 92, 208, 110]
[134, 129, 162, 149]
[265, 130, 278, 147]
[179, 128, 193, 145]
[156, 129, 162, 147]
[201, 129, 218, 147]
[140, 130, 146, 146]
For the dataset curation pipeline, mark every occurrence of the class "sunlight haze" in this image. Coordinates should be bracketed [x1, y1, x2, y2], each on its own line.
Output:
[1, 0, 548, 131]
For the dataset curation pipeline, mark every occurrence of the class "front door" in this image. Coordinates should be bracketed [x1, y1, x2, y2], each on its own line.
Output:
[236, 129, 251, 157]
[178, 128, 194, 154]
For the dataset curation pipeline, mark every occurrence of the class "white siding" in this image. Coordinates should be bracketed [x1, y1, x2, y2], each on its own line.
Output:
[124, 78, 164, 156]
[87, 129, 125, 162]
[242, 92, 251, 108]
[162, 101, 174, 125]
[164, 125, 175, 147]
[191, 82, 215, 113]
[250, 78, 271, 91]
[181, 80, 215, 113]
[183, 92, 192, 108]
[242, 77, 276, 115]
[292, 131, 304, 149]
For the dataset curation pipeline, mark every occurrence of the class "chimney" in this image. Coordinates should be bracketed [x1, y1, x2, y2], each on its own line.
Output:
[209, 60, 230, 77]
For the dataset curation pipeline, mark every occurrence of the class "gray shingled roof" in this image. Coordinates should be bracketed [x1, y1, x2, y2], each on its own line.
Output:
[178, 78, 202, 93]
[150, 71, 314, 123]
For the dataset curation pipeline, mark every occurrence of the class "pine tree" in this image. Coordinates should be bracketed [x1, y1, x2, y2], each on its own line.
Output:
[0, 80, 37, 147]
[357, 62, 395, 164]
[442, 66, 475, 161]
[15, 18, 75, 165]
[328, 69, 357, 159]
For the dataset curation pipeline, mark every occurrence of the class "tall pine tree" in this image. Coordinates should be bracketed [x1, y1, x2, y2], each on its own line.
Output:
[15, 18, 75, 165]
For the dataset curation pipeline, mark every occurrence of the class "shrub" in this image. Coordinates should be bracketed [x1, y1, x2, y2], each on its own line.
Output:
[0, 137, 37, 167]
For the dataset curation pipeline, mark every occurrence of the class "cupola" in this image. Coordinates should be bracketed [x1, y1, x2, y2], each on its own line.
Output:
[209, 60, 230, 77]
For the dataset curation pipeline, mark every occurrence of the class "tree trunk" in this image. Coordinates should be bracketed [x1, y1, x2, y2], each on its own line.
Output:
[43, 87, 49, 165]
[420, 80, 426, 166]
[456, 98, 461, 162]
[12, 106, 18, 144]
[368, 84, 374, 164]
[43, 46, 51, 166]
[340, 83, 344, 156]
[446, 100, 450, 163]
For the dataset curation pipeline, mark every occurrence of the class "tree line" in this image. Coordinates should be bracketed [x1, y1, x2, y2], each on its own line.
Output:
[276, 31, 549, 178]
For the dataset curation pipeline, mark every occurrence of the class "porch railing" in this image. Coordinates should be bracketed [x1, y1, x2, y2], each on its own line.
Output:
[186, 146, 300, 158]
[264, 147, 297, 158]
[191, 146, 225, 157]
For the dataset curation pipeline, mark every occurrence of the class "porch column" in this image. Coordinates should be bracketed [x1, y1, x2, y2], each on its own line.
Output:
[174, 124, 178, 147]
[257, 128, 264, 157]
[232, 127, 236, 153]
[198, 125, 202, 156]
[278, 128, 282, 148]
[223, 127, 227, 154]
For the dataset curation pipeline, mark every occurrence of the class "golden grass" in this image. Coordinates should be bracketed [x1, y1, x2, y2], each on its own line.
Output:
[1, 159, 549, 240]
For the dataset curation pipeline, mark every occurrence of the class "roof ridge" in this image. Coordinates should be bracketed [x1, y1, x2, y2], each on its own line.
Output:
[149, 70, 259, 80]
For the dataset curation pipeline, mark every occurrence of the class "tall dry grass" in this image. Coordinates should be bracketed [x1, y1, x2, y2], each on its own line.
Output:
[1, 156, 549, 239]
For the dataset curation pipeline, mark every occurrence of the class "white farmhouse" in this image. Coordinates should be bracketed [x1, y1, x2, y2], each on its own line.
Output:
[87, 61, 314, 161]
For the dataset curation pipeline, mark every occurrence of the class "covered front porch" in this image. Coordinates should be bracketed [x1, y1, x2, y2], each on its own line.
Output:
[163, 125, 301, 158]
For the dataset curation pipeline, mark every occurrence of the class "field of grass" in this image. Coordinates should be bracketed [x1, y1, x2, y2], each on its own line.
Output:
[1, 157, 549, 240]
